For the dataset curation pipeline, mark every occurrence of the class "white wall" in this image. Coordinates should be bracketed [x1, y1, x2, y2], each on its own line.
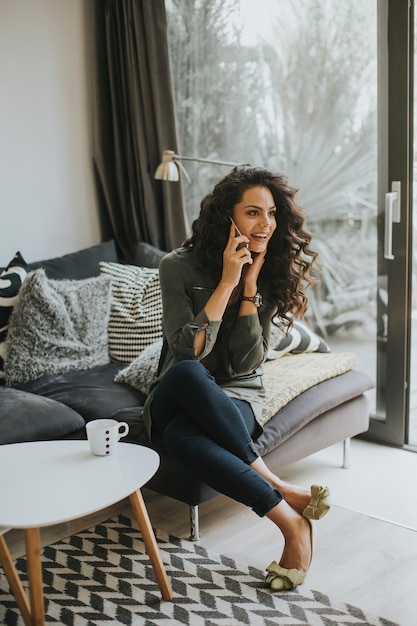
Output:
[0, 0, 100, 265]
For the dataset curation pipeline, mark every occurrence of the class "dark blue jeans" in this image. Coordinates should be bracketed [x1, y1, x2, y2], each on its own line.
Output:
[150, 360, 282, 516]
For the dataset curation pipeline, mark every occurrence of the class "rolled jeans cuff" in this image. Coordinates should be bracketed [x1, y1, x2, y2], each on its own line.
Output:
[241, 440, 259, 464]
[252, 487, 282, 517]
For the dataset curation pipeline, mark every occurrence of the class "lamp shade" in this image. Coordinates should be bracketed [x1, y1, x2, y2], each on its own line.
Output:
[154, 150, 239, 182]
[154, 150, 180, 181]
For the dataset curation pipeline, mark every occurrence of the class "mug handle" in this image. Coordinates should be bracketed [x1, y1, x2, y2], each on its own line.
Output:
[117, 422, 129, 439]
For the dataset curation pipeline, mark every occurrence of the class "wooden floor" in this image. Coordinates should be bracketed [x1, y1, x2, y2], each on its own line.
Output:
[3, 488, 417, 626]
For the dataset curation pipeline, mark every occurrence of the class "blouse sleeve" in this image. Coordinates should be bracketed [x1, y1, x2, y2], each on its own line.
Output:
[159, 252, 222, 361]
[226, 305, 273, 375]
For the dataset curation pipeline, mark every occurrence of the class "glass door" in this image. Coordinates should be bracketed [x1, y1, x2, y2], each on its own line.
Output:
[409, 0, 417, 447]
[166, 0, 412, 447]
[365, 0, 412, 446]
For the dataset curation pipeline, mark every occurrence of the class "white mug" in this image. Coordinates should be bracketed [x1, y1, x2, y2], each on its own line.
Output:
[86, 419, 129, 456]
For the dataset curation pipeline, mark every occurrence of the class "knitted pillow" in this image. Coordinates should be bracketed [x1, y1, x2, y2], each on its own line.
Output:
[0, 251, 29, 381]
[100, 262, 163, 362]
[4, 269, 111, 386]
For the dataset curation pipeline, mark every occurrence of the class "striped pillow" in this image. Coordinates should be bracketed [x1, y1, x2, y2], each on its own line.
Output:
[268, 319, 330, 360]
[0, 252, 29, 381]
[100, 262, 163, 363]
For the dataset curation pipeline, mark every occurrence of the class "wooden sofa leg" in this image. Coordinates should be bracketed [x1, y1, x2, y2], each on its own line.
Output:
[189, 505, 200, 541]
[342, 438, 351, 469]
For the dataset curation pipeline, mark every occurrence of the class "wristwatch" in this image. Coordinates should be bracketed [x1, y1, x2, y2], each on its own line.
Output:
[241, 293, 263, 308]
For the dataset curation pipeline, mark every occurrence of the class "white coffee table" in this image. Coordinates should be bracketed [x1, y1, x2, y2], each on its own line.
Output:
[0, 440, 173, 626]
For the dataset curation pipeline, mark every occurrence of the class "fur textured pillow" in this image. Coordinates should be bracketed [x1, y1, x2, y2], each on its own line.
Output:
[114, 339, 162, 396]
[100, 262, 163, 362]
[4, 269, 112, 386]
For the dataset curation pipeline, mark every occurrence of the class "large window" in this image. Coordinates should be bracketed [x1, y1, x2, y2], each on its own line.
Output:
[166, 0, 414, 449]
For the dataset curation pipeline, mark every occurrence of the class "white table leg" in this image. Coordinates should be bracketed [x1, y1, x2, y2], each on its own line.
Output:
[129, 489, 173, 601]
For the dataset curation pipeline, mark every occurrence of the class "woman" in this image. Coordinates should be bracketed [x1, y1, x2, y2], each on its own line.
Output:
[143, 165, 330, 591]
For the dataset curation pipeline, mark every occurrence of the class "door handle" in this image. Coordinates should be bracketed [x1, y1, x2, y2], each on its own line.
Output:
[384, 181, 401, 260]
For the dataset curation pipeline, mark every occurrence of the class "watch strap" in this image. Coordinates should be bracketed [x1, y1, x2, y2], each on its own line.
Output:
[241, 293, 263, 308]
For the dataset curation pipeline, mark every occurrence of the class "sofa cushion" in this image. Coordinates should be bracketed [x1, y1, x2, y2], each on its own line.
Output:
[4, 270, 112, 386]
[100, 262, 163, 362]
[255, 368, 375, 456]
[29, 240, 118, 279]
[133, 242, 167, 268]
[0, 251, 29, 382]
[18, 363, 146, 423]
[0, 386, 85, 444]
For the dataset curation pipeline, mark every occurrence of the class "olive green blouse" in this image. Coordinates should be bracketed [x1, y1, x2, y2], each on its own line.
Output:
[142, 246, 276, 440]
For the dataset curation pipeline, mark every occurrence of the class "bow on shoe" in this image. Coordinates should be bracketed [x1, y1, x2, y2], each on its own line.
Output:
[302, 485, 330, 520]
[265, 561, 306, 591]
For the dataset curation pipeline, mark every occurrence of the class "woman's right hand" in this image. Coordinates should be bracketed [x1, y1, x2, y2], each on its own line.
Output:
[221, 222, 252, 289]
[200, 223, 251, 336]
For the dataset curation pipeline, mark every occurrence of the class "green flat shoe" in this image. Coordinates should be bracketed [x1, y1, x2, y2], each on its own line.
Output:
[266, 519, 316, 592]
[302, 484, 330, 520]
[266, 562, 307, 591]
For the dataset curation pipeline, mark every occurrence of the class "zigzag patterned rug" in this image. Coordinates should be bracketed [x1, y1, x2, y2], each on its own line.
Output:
[0, 514, 399, 626]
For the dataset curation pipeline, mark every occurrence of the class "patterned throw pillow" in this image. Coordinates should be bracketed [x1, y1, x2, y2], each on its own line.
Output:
[4, 269, 112, 386]
[99, 262, 163, 362]
[268, 319, 330, 360]
[0, 252, 29, 381]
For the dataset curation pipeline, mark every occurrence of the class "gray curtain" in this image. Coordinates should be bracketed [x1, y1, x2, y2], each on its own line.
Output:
[92, 0, 189, 261]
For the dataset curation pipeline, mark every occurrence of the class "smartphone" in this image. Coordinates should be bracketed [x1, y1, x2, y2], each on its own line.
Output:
[230, 217, 249, 250]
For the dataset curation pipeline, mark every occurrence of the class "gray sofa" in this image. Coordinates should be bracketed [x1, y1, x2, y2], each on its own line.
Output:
[0, 240, 374, 539]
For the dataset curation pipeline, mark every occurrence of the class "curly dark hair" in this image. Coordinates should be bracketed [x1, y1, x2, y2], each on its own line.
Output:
[183, 165, 319, 325]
